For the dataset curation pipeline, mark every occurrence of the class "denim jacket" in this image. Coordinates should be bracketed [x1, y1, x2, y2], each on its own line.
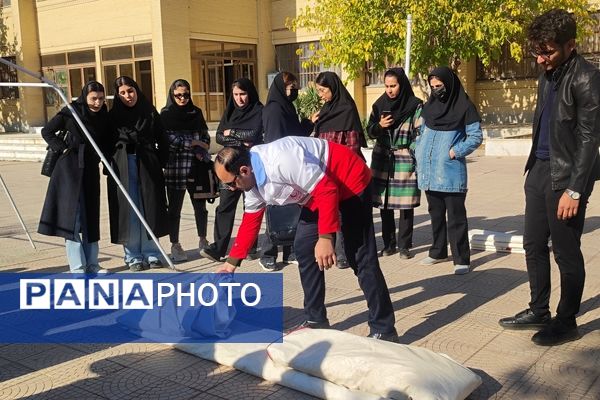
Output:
[415, 121, 483, 193]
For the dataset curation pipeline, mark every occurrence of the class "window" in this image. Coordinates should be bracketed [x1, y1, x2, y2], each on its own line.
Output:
[0, 56, 18, 99]
[101, 43, 153, 106]
[41, 49, 96, 105]
[364, 61, 406, 86]
[190, 40, 257, 121]
[1, 0, 11, 7]
[275, 41, 341, 88]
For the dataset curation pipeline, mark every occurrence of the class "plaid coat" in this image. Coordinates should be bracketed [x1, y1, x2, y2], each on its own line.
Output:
[368, 105, 422, 209]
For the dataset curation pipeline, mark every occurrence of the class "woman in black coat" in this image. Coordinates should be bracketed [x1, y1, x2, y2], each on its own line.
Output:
[259, 71, 313, 271]
[38, 81, 111, 273]
[107, 76, 169, 272]
[200, 78, 263, 262]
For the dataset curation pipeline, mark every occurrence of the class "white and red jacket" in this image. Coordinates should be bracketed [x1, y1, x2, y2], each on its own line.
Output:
[227, 136, 371, 265]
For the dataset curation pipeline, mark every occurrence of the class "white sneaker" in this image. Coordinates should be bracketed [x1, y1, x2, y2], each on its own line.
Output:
[170, 243, 188, 263]
[419, 256, 449, 265]
[454, 264, 470, 275]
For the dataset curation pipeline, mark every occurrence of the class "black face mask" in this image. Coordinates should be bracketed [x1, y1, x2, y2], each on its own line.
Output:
[431, 86, 447, 102]
[288, 88, 299, 102]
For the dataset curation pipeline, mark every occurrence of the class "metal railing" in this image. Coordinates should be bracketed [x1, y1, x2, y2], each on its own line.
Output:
[0, 57, 176, 270]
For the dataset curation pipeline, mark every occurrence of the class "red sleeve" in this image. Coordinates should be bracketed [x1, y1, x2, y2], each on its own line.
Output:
[227, 209, 265, 266]
[309, 174, 340, 235]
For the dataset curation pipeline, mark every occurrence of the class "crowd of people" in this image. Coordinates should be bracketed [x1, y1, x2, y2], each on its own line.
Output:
[37, 8, 600, 346]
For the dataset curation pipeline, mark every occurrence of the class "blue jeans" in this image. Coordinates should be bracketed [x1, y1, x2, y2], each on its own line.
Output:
[123, 154, 161, 265]
[65, 193, 99, 272]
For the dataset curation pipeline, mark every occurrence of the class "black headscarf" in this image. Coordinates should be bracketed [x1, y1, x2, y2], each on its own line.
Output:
[217, 77, 263, 132]
[421, 66, 480, 131]
[370, 68, 422, 129]
[315, 71, 364, 134]
[160, 79, 208, 132]
[59, 81, 110, 144]
[109, 76, 156, 135]
[263, 72, 310, 142]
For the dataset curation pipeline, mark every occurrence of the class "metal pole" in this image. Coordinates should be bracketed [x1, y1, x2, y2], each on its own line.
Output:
[405, 14, 413, 78]
[0, 58, 176, 270]
[0, 173, 36, 249]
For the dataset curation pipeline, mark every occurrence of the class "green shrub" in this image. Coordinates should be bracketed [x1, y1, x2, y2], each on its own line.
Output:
[294, 83, 322, 120]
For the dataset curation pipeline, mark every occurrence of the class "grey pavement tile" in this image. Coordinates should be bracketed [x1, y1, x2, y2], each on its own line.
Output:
[0, 375, 56, 399]
[0, 343, 58, 362]
[205, 372, 281, 400]
[162, 358, 241, 392]
[17, 344, 88, 371]
[127, 348, 213, 378]
[0, 356, 35, 385]
[71, 363, 201, 400]
[265, 385, 319, 399]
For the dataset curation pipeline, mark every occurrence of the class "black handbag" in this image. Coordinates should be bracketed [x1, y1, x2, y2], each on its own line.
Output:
[265, 204, 302, 246]
[41, 130, 68, 177]
[187, 158, 220, 203]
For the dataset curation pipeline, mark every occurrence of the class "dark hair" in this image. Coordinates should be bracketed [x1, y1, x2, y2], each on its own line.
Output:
[171, 79, 190, 92]
[85, 81, 105, 93]
[315, 72, 331, 88]
[281, 71, 298, 87]
[215, 146, 251, 174]
[528, 9, 576, 46]
[114, 75, 137, 90]
[232, 78, 252, 92]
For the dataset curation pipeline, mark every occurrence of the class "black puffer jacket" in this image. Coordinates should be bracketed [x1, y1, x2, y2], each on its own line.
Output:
[525, 52, 600, 192]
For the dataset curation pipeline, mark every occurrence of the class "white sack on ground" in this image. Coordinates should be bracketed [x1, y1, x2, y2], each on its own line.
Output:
[267, 329, 482, 400]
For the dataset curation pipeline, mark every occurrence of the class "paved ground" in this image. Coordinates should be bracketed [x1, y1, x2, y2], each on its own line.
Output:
[0, 153, 599, 399]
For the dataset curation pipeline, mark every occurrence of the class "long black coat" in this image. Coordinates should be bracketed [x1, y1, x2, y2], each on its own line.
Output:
[107, 108, 170, 244]
[38, 108, 111, 242]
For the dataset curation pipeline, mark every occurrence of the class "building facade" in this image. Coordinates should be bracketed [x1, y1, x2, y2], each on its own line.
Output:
[1, 0, 599, 132]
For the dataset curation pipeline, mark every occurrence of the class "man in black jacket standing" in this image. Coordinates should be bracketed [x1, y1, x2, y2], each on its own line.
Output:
[499, 9, 600, 346]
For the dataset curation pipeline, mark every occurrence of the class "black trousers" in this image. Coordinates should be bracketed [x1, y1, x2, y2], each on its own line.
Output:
[167, 187, 207, 243]
[293, 184, 396, 334]
[262, 236, 293, 260]
[425, 191, 470, 265]
[212, 188, 256, 258]
[524, 159, 594, 324]
[380, 208, 414, 250]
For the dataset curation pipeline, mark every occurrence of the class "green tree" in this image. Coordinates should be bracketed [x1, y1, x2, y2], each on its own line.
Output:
[287, 0, 593, 82]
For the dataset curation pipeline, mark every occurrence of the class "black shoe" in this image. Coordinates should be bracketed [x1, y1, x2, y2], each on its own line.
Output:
[531, 318, 580, 346]
[367, 331, 399, 343]
[336, 259, 350, 269]
[200, 245, 223, 262]
[259, 257, 279, 272]
[128, 262, 144, 272]
[246, 251, 260, 261]
[398, 248, 412, 259]
[379, 245, 397, 257]
[498, 309, 551, 330]
[282, 253, 299, 265]
[285, 319, 331, 334]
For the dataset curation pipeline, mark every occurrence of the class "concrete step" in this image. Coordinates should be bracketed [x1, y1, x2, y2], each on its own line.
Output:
[0, 149, 45, 162]
[0, 133, 48, 161]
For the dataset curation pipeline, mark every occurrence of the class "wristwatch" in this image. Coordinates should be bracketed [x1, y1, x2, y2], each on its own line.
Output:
[565, 189, 581, 200]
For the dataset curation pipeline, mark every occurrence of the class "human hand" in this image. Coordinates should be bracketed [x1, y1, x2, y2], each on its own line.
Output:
[379, 115, 394, 128]
[557, 192, 579, 220]
[223, 129, 231, 136]
[310, 111, 320, 123]
[449, 148, 456, 159]
[314, 237, 336, 271]
[216, 262, 237, 274]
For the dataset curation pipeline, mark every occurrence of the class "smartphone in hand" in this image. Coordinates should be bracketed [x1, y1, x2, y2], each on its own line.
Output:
[381, 111, 392, 118]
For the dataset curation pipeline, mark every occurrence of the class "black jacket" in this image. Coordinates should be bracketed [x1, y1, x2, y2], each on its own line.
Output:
[526, 53, 600, 192]
[38, 108, 111, 242]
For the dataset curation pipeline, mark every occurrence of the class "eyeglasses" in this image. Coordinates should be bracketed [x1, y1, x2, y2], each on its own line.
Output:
[173, 93, 190, 100]
[221, 174, 239, 190]
[531, 49, 557, 60]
